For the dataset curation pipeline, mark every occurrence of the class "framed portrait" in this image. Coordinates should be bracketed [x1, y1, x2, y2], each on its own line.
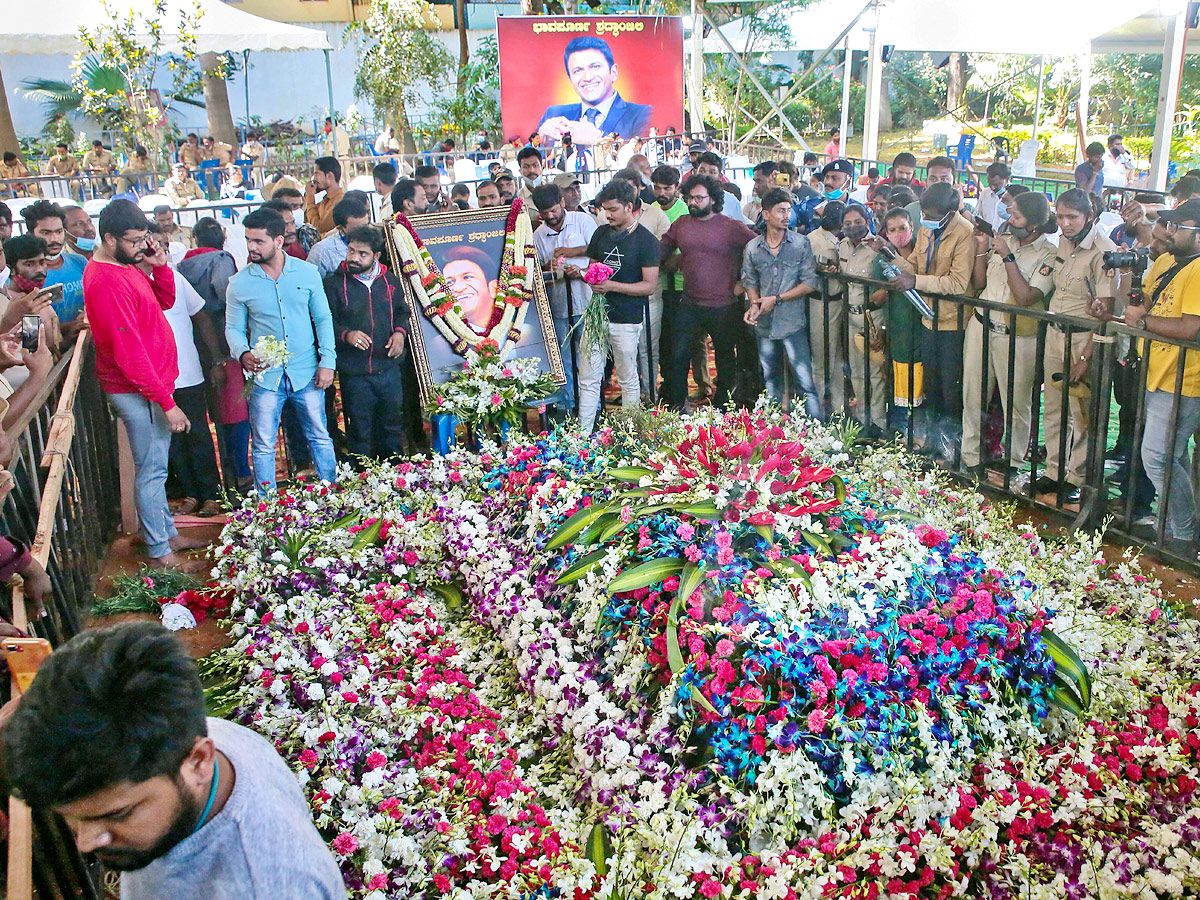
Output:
[384, 206, 566, 407]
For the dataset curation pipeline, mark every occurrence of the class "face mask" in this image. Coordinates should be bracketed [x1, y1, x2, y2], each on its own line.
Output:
[1008, 224, 1032, 240]
[921, 213, 948, 231]
[996, 203, 1011, 221]
[523, 175, 541, 188]
[1067, 220, 1092, 244]
[825, 187, 846, 200]
[887, 230, 912, 249]
[74, 236, 97, 252]
[843, 224, 869, 242]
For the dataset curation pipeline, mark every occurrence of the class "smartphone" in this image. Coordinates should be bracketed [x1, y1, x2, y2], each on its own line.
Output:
[20, 315, 39, 353]
[39, 283, 63, 306]
[6, 637, 52, 693]
[974, 219, 994, 237]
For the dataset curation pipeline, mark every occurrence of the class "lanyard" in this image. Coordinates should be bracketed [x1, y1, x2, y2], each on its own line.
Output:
[191, 757, 220, 836]
[925, 228, 945, 273]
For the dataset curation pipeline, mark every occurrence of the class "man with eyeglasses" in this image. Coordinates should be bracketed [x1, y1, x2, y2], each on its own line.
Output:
[84, 200, 205, 571]
[1124, 198, 1200, 554]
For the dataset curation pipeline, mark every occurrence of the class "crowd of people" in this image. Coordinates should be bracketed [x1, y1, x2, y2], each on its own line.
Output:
[4, 133, 1200, 567]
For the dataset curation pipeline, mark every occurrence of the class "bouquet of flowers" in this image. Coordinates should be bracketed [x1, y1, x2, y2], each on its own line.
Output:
[241, 335, 291, 398]
[577, 261, 615, 355]
[425, 338, 556, 432]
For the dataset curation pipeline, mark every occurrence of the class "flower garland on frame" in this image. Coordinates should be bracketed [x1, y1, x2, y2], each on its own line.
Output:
[391, 202, 538, 359]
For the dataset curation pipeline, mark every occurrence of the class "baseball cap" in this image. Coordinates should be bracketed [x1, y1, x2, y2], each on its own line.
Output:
[1158, 198, 1200, 224]
[820, 159, 856, 179]
[553, 173, 582, 189]
[688, 141, 707, 154]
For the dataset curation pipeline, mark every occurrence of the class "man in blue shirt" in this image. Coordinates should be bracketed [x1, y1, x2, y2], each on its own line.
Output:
[23, 200, 87, 331]
[225, 207, 337, 493]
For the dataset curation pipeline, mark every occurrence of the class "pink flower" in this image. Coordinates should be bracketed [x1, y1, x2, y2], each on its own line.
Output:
[365, 751, 387, 770]
[491, 392, 503, 407]
[676, 523, 695, 540]
[807, 709, 828, 732]
[332, 833, 358, 855]
[582, 262, 615, 285]
[714, 639, 735, 658]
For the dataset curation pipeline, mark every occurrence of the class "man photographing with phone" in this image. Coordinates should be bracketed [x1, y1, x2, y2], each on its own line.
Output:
[84, 200, 205, 571]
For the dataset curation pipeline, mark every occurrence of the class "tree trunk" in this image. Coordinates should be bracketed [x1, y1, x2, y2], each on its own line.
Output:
[879, 71, 893, 131]
[562, 0, 578, 11]
[201, 53, 238, 145]
[396, 101, 418, 154]
[454, 0, 469, 95]
[0, 62, 19, 156]
[945, 52, 969, 116]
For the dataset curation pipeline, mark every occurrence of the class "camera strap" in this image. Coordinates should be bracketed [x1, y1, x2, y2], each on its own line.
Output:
[1149, 254, 1200, 311]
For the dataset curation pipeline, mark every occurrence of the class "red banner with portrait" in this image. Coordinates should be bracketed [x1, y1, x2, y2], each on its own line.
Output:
[497, 15, 684, 147]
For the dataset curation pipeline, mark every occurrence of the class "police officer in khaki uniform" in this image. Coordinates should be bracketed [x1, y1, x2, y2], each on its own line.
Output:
[1034, 188, 1116, 501]
[836, 204, 887, 432]
[962, 189, 1057, 475]
[808, 202, 846, 418]
[82, 140, 116, 196]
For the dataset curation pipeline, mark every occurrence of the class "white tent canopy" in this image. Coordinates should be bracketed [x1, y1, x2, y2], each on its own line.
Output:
[0, 0, 333, 55]
[706, 0, 1156, 56]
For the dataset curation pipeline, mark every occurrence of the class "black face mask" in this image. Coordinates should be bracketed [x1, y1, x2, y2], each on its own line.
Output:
[1007, 224, 1032, 240]
[1067, 220, 1093, 245]
[843, 224, 869, 243]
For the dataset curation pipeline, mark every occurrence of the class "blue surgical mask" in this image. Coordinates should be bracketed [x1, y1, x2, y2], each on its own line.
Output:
[921, 212, 948, 231]
[73, 235, 97, 252]
[996, 203, 1011, 221]
[825, 188, 846, 201]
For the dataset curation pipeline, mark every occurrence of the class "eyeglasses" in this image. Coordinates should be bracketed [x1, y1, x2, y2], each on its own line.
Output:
[1166, 221, 1200, 232]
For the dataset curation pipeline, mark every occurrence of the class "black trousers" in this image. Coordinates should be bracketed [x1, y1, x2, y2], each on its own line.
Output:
[169, 383, 221, 502]
[664, 302, 743, 411]
[920, 327, 965, 446]
[341, 366, 407, 461]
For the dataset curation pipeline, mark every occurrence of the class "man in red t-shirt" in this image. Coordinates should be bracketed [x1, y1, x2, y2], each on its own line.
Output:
[660, 173, 756, 410]
[84, 200, 205, 570]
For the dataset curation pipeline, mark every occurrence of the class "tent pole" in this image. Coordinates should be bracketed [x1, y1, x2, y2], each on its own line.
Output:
[700, 3, 808, 147]
[1151, 9, 1189, 191]
[1031, 57, 1045, 143]
[1077, 49, 1091, 164]
[690, 0, 704, 135]
[838, 36, 851, 158]
[243, 50, 251, 141]
[325, 49, 336, 124]
[861, 0, 882, 166]
[736, 0, 872, 148]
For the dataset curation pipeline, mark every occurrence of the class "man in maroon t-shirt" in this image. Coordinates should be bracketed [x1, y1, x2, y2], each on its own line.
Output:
[660, 173, 756, 410]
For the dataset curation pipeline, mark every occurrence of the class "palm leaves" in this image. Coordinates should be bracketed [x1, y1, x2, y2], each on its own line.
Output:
[1041, 627, 1092, 717]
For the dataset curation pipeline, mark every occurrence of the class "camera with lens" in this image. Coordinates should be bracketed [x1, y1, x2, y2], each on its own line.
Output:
[1102, 247, 1149, 274]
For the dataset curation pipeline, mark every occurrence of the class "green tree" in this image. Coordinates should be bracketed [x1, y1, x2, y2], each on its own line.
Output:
[71, 0, 209, 161]
[432, 35, 501, 141]
[349, 0, 454, 154]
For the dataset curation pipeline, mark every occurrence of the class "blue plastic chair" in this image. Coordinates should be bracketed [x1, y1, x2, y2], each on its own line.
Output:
[953, 134, 976, 170]
[197, 159, 222, 198]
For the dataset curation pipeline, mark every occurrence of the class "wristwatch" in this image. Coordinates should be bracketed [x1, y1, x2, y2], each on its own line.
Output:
[1001, 253, 1016, 264]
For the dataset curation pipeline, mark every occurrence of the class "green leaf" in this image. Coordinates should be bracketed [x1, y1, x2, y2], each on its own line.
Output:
[831, 475, 847, 504]
[587, 822, 610, 878]
[556, 548, 611, 585]
[351, 517, 384, 551]
[674, 562, 706, 614]
[608, 556, 686, 593]
[666, 619, 684, 673]
[327, 510, 363, 531]
[428, 581, 464, 612]
[1041, 628, 1091, 710]
[690, 688, 719, 716]
[681, 500, 722, 520]
[578, 513, 621, 546]
[800, 530, 832, 558]
[608, 465, 654, 482]
[754, 524, 775, 544]
[548, 502, 611, 550]
[1047, 673, 1086, 717]
[766, 558, 813, 593]
[597, 516, 632, 544]
[878, 509, 924, 524]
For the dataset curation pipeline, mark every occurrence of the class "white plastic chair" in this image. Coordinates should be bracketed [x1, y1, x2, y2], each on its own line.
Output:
[452, 159, 478, 185]
[83, 199, 109, 217]
[137, 194, 171, 213]
[1010, 140, 1040, 178]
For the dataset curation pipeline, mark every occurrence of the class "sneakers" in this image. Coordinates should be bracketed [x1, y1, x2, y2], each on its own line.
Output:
[1132, 513, 1157, 529]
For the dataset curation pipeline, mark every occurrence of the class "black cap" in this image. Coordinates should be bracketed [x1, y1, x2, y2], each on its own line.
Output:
[688, 141, 707, 153]
[820, 158, 856, 179]
[1158, 198, 1200, 225]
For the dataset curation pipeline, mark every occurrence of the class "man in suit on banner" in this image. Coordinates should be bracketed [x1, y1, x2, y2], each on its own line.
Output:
[537, 36, 653, 144]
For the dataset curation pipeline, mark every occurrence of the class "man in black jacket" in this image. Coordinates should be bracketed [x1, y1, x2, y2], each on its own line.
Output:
[323, 226, 411, 461]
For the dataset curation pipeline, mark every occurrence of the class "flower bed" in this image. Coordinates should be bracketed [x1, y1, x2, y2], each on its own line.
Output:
[206, 406, 1200, 900]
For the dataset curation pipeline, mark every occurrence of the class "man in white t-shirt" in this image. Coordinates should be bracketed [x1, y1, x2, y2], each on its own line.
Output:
[146, 225, 224, 517]
[532, 182, 597, 417]
[1103, 134, 1133, 189]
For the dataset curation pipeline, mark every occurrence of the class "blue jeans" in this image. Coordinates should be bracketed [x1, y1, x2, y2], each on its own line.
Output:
[248, 375, 337, 493]
[108, 392, 177, 558]
[757, 329, 821, 418]
[1141, 389, 1200, 540]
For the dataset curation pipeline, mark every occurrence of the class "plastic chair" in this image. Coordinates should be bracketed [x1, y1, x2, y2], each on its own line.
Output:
[953, 135, 976, 170]
[452, 158, 478, 185]
[197, 160, 222, 197]
[1011, 140, 1040, 178]
[137, 194, 171, 213]
[83, 198, 110, 216]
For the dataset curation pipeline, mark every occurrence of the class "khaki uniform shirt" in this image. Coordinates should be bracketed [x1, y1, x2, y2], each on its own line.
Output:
[118, 160, 155, 193]
[205, 142, 234, 166]
[82, 149, 116, 173]
[1049, 223, 1116, 317]
[261, 174, 303, 201]
[979, 234, 1057, 336]
[178, 144, 205, 168]
[46, 155, 78, 178]
[163, 176, 205, 207]
[898, 212, 974, 331]
[837, 239, 878, 312]
[808, 227, 840, 296]
[164, 224, 195, 249]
